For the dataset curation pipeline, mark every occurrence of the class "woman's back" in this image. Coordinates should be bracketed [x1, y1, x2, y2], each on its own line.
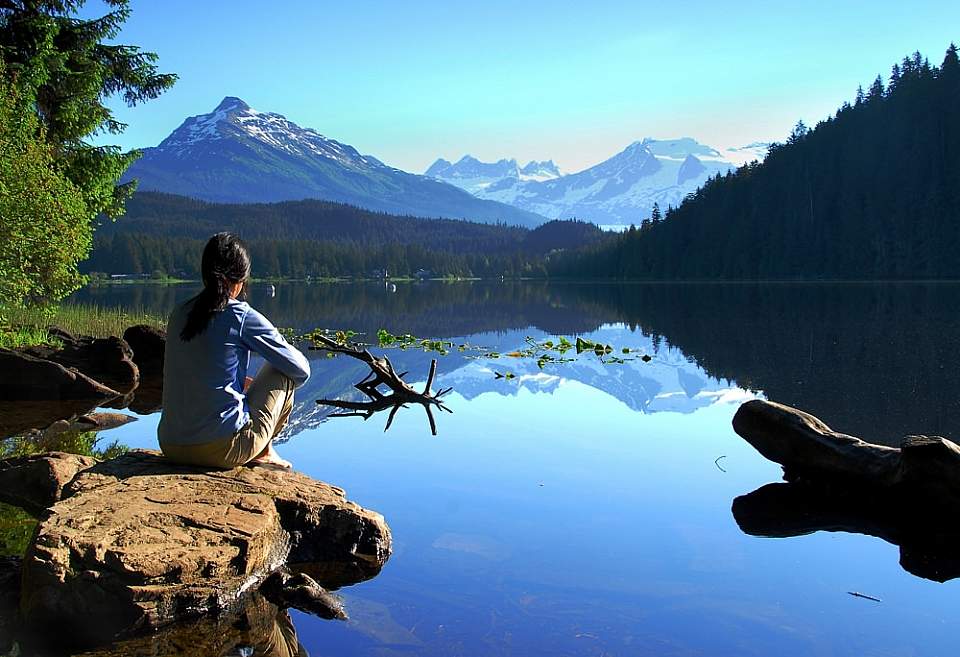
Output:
[159, 297, 309, 447]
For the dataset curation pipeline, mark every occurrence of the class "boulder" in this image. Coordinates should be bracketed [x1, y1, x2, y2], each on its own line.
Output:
[23, 331, 139, 396]
[122, 325, 165, 377]
[122, 325, 166, 415]
[0, 452, 97, 514]
[259, 568, 346, 620]
[16, 450, 391, 646]
[0, 350, 120, 402]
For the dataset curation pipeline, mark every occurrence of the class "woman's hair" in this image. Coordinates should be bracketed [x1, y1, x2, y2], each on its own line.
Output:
[180, 232, 252, 341]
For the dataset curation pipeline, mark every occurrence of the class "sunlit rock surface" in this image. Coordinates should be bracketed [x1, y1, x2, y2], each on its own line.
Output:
[9, 450, 390, 647]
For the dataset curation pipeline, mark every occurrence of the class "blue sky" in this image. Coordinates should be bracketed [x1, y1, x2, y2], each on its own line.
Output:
[92, 0, 960, 173]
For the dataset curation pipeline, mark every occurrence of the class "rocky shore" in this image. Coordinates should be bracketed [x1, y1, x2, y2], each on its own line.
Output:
[0, 450, 391, 651]
[0, 325, 393, 652]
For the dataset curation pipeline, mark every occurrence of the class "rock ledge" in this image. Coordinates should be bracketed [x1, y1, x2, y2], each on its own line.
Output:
[6, 450, 390, 645]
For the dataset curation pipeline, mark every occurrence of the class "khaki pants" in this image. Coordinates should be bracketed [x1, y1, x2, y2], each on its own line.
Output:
[161, 364, 295, 468]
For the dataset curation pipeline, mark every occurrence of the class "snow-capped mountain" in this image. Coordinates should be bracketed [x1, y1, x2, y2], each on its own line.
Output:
[427, 138, 736, 227]
[123, 97, 545, 227]
[725, 142, 772, 166]
[425, 155, 562, 195]
[520, 160, 563, 182]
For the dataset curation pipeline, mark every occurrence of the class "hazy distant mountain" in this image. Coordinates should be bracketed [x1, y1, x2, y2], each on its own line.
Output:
[725, 142, 772, 165]
[123, 97, 546, 227]
[427, 138, 735, 226]
[425, 155, 562, 195]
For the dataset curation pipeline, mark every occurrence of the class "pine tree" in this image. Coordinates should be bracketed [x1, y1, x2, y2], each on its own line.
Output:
[788, 120, 810, 143]
[942, 42, 959, 75]
[0, 1, 176, 219]
[889, 62, 902, 90]
[651, 202, 662, 223]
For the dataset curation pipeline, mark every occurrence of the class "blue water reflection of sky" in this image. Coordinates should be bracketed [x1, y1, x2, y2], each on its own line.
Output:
[103, 322, 958, 656]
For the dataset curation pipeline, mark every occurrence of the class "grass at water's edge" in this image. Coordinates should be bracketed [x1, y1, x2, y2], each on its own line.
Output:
[0, 303, 166, 349]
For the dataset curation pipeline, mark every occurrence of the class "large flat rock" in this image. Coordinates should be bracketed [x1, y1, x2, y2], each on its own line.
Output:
[16, 451, 391, 645]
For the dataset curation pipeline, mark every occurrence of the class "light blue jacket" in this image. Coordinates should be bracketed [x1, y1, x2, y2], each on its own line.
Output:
[158, 297, 310, 446]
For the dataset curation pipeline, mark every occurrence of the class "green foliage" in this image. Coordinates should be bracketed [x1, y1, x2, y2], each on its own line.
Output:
[308, 327, 653, 373]
[0, 323, 60, 349]
[0, 0, 177, 219]
[0, 59, 90, 305]
[0, 502, 36, 556]
[0, 429, 127, 461]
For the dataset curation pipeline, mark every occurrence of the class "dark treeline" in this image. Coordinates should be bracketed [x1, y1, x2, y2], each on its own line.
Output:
[552, 45, 960, 280]
[87, 193, 603, 278]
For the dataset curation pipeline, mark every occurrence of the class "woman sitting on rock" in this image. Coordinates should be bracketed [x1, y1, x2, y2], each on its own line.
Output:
[158, 232, 310, 469]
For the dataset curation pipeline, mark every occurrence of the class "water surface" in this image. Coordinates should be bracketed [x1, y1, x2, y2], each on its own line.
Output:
[69, 281, 960, 656]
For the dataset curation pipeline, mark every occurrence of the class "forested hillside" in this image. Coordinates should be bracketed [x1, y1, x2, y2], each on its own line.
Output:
[551, 45, 960, 280]
[87, 193, 604, 278]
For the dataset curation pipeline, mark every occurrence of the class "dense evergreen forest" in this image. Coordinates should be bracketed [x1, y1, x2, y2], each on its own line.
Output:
[551, 45, 960, 280]
[86, 193, 604, 278]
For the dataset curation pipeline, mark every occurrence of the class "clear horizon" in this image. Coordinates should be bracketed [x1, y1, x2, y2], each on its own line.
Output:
[89, 0, 960, 174]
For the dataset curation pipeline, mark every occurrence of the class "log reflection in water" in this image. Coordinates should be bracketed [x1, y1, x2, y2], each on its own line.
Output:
[733, 482, 960, 583]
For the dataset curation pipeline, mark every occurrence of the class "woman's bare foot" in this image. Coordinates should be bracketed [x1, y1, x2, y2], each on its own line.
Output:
[250, 444, 292, 469]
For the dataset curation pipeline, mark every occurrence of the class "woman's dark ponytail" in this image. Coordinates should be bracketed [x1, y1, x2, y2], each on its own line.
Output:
[180, 233, 251, 341]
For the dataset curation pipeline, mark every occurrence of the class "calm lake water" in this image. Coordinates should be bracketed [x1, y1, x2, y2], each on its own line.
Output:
[61, 281, 960, 655]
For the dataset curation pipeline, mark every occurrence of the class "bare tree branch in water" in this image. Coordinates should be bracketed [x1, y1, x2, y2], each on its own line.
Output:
[311, 334, 453, 435]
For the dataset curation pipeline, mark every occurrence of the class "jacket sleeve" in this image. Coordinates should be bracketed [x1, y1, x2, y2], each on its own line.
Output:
[239, 307, 311, 386]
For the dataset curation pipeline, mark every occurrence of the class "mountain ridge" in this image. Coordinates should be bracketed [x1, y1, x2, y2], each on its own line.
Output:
[123, 97, 547, 227]
[425, 137, 738, 225]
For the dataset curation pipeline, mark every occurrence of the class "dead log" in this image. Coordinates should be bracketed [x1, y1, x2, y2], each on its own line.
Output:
[733, 399, 960, 507]
[732, 399, 902, 485]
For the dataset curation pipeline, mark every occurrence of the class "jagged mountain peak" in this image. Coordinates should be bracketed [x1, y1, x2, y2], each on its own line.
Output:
[520, 160, 562, 179]
[214, 96, 251, 112]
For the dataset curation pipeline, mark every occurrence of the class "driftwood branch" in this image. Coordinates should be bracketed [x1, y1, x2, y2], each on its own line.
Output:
[312, 335, 453, 435]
